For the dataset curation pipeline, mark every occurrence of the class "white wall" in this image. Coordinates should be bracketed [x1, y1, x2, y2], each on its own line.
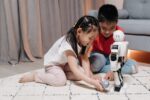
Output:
[105, 0, 124, 9]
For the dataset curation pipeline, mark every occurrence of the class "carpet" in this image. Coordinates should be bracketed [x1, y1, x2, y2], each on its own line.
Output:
[0, 64, 150, 100]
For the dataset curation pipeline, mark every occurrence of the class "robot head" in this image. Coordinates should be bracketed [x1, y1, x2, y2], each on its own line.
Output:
[113, 30, 125, 42]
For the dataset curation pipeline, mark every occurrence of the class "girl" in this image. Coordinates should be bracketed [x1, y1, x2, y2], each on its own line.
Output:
[19, 16, 104, 91]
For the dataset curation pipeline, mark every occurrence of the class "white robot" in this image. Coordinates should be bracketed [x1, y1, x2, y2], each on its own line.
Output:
[110, 30, 128, 92]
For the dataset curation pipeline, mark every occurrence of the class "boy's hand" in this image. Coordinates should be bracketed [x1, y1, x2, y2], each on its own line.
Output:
[104, 71, 114, 81]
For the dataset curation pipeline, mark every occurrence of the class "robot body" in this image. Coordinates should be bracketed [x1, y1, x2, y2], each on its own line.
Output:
[110, 30, 128, 92]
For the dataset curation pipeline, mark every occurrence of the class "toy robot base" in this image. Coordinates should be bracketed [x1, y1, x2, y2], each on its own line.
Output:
[114, 82, 123, 92]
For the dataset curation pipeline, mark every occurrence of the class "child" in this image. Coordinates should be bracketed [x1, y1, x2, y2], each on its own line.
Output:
[89, 4, 138, 80]
[19, 16, 104, 91]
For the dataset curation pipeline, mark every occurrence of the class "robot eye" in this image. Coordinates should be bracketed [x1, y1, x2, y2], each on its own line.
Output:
[110, 53, 117, 61]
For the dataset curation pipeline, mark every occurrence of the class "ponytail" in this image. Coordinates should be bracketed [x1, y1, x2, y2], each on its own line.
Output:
[66, 27, 79, 58]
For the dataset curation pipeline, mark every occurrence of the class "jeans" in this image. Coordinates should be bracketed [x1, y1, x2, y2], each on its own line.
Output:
[89, 52, 137, 74]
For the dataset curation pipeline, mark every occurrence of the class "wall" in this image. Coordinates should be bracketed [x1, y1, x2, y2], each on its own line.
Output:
[105, 0, 124, 9]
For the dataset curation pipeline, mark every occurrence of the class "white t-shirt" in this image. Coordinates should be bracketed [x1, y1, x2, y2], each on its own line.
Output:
[44, 36, 81, 66]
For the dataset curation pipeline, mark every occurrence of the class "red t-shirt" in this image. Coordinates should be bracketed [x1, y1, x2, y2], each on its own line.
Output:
[92, 26, 123, 56]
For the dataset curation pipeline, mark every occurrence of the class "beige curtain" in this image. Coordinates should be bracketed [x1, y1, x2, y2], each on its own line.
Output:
[84, 0, 104, 14]
[0, 0, 20, 64]
[0, 0, 104, 64]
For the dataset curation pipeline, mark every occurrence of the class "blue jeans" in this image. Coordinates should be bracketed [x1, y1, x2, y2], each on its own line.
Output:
[89, 52, 137, 74]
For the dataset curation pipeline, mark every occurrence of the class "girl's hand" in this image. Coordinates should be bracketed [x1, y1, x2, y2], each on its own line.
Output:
[104, 71, 114, 81]
[93, 79, 104, 92]
[91, 74, 101, 81]
[89, 74, 104, 91]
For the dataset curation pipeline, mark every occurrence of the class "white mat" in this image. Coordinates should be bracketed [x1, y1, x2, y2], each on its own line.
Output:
[0, 65, 150, 100]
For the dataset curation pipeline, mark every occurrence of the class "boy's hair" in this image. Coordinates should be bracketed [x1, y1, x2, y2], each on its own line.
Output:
[66, 15, 99, 58]
[98, 4, 118, 22]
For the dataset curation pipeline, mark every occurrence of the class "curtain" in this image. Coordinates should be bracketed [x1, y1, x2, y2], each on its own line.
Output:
[83, 0, 104, 14]
[0, 0, 104, 64]
[0, 0, 21, 64]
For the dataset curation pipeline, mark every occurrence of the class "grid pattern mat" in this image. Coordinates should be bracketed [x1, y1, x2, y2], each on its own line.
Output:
[0, 65, 150, 100]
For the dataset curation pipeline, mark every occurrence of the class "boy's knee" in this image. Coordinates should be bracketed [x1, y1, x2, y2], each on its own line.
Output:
[89, 53, 106, 73]
[126, 59, 137, 65]
[122, 59, 138, 74]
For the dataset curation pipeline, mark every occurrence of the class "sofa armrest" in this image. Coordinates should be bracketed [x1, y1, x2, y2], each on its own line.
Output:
[118, 9, 129, 19]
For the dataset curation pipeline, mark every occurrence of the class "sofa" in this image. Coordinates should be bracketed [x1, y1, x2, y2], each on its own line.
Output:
[88, 0, 150, 52]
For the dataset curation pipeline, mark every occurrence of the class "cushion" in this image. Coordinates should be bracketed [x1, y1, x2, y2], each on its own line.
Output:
[118, 19, 150, 35]
[123, 0, 150, 19]
[118, 9, 129, 19]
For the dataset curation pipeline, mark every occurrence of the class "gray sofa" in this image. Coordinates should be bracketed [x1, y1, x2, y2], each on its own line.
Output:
[88, 0, 150, 52]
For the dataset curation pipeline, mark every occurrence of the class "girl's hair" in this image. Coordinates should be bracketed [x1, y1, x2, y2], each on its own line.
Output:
[66, 15, 99, 58]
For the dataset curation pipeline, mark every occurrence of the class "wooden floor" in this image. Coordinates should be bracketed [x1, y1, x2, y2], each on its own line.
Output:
[128, 50, 150, 64]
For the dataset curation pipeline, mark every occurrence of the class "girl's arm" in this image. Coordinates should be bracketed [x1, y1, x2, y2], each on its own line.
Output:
[81, 52, 101, 81]
[80, 45, 95, 78]
[65, 50, 103, 91]
[80, 53, 93, 77]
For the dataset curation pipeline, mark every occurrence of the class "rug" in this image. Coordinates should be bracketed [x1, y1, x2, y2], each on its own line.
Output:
[0, 64, 150, 100]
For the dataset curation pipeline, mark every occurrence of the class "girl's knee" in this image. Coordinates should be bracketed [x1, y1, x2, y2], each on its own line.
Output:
[55, 78, 67, 86]
[35, 68, 67, 86]
[50, 75, 67, 86]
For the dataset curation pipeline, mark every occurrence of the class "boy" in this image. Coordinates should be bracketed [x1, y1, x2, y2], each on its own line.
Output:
[89, 4, 138, 80]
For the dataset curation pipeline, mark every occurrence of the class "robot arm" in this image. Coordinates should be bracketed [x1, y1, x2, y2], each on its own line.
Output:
[110, 30, 128, 91]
